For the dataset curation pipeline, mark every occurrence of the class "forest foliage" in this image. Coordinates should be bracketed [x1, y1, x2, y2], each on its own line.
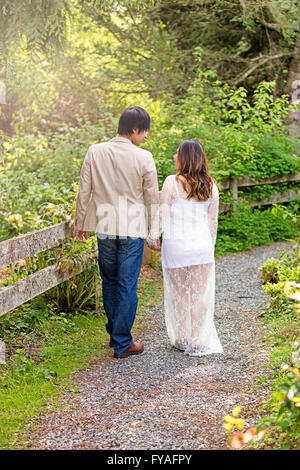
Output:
[0, 0, 300, 451]
[0, 0, 299, 255]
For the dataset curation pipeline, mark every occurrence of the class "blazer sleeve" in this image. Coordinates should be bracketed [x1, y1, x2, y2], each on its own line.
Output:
[142, 152, 160, 240]
[74, 146, 93, 231]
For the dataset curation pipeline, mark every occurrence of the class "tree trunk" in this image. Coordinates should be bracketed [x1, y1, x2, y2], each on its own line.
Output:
[285, 33, 300, 138]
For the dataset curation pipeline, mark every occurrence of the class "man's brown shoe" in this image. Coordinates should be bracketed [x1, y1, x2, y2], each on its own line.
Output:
[114, 341, 144, 359]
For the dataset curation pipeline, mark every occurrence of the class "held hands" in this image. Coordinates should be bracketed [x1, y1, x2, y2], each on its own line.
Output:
[75, 230, 88, 243]
[75, 230, 161, 250]
[147, 238, 161, 251]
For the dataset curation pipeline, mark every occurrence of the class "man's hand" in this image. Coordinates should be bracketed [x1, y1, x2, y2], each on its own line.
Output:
[147, 239, 161, 251]
[75, 230, 88, 243]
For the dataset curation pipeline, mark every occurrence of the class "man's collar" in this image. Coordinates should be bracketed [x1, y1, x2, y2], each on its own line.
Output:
[110, 136, 133, 144]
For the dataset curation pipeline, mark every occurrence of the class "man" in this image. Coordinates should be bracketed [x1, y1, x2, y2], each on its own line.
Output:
[75, 106, 160, 359]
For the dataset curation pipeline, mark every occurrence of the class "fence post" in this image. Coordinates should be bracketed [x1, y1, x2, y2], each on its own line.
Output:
[229, 177, 238, 212]
[0, 340, 6, 365]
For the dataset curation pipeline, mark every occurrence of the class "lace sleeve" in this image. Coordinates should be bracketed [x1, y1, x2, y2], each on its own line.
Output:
[146, 175, 173, 243]
[207, 182, 219, 246]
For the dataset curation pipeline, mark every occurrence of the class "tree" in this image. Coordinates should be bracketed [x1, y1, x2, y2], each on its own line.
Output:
[0, 0, 71, 57]
[77, 1, 300, 102]
[76, 0, 187, 99]
[1, 1, 299, 135]
[152, 1, 299, 92]
[150, 0, 300, 132]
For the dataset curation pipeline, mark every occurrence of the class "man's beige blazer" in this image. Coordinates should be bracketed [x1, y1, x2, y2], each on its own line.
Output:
[74, 136, 159, 239]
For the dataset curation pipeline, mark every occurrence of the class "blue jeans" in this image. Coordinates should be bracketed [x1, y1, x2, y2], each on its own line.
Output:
[96, 235, 144, 354]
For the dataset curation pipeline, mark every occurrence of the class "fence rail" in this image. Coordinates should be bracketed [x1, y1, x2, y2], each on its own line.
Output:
[219, 172, 300, 212]
[0, 221, 84, 317]
[0, 220, 73, 269]
[0, 171, 299, 318]
[219, 172, 300, 190]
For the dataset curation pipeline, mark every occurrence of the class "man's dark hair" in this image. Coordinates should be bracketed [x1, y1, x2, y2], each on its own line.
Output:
[118, 106, 150, 135]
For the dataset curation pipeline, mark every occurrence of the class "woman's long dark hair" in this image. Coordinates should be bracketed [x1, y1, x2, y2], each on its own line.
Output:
[176, 140, 213, 201]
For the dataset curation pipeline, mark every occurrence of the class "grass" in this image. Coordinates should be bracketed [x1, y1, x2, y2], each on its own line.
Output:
[0, 264, 163, 450]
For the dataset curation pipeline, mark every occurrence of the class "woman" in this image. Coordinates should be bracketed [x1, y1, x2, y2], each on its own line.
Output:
[150, 140, 223, 356]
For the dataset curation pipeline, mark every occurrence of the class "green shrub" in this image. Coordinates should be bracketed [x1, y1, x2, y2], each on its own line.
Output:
[259, 258, 281, 284]
[145, 78, 300, 186]
[215, 202, 299, 257]
[250, 241, 300, 449]
[44, 237, 100, 312]
[259, 238, 300, 306]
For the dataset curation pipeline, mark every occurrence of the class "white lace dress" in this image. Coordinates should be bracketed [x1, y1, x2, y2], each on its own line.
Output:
[156, 174, 223, 356]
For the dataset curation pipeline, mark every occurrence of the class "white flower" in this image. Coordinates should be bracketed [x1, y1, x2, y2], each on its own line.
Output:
[290, 292, 300, 301]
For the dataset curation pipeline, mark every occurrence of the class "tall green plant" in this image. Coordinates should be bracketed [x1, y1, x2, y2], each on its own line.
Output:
[45, 237, 100, 312]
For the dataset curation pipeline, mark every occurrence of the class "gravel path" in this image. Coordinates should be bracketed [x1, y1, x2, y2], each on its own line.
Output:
[26, 241, 290, 450]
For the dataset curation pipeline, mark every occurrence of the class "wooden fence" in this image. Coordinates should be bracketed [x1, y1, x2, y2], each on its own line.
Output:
[219, 172, 300, 212]
[0, 172, 299, 318]
[0, 221, 79, 317]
